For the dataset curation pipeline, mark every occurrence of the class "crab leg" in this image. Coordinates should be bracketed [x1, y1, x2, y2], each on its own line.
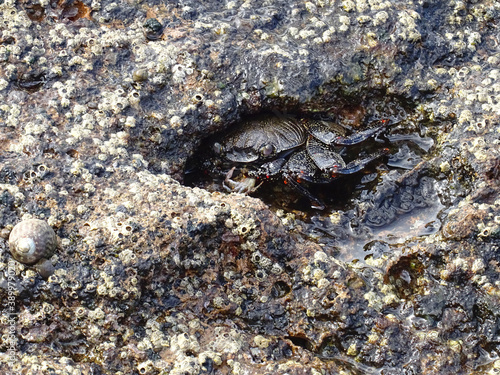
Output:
[283, 174, 326, 210]
[309, 119, 389, 146]
[306, 136, 346, 171]
[333, 148, 389, 175]
[331, 123, 387, 145]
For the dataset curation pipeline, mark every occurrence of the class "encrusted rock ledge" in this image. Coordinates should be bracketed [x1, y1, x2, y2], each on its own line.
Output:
[0, 0, 499, 374]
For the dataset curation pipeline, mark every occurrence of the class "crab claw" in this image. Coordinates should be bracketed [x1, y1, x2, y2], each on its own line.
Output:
[223, 167, 262, 194]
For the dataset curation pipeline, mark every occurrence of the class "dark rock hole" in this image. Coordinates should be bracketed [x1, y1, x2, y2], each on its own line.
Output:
[184, 102, 435, 215]
[183, 95, 451, 259]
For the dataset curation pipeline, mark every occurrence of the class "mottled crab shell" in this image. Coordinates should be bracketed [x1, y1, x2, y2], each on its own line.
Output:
[221, 117, 307, 163]
[8, 219, 57, 265]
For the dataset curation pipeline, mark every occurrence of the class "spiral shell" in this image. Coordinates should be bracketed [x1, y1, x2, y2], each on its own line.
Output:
[8, 219, 57, 265]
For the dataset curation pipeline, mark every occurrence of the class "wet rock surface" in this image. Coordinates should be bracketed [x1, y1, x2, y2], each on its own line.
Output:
[0, 0, 499, 373]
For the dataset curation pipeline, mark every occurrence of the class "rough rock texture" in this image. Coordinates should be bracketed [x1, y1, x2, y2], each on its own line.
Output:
[0, 0, 499, 374]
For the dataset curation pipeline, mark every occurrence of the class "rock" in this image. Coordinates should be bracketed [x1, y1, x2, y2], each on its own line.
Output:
[0, 0, 499, 373]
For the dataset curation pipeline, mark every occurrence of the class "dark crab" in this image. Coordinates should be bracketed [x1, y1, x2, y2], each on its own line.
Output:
[208, 115, 389, 209]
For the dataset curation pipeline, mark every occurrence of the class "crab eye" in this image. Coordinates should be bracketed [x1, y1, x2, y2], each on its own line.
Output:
[260, 144, 273, 157]
[213, 142, 222, 154]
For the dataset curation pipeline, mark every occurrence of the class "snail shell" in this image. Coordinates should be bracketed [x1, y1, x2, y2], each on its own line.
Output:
[8, 219, 57, 265]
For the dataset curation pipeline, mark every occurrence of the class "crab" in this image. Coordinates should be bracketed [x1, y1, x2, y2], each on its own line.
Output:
[211, 115, 389, 209]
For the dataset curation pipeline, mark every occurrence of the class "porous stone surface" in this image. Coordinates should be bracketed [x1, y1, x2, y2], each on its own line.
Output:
[0, 0, 499, 374]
